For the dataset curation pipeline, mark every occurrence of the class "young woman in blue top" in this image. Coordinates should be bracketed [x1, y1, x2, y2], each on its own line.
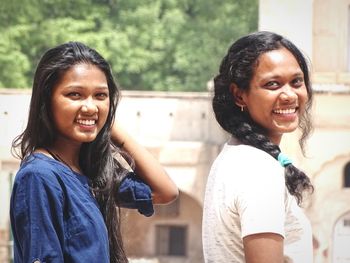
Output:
[10, 41, 178, 263]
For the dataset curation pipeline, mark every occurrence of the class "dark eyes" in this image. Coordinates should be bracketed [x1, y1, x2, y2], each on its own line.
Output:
[264, 81, 279, 88]
[263, 77, 304, 89]
[291, 77, 304, 87]
[67, 92, 81, 98]
[96, 93, 109, 99]
[66, 92, 109, 99]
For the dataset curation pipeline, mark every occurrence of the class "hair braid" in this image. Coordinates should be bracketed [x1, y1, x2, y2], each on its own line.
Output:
[223, 108, 313, 204]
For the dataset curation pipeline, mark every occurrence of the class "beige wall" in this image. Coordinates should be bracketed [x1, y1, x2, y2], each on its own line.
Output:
[1, 90, 350, 263]
[260, 0, 350, 87]
[305, 93, 350, 263]
[313, 0, 350, 73]
[115, 91, 226, 144]
[123, 192, 204, 263]
[259, 0, 313, 59]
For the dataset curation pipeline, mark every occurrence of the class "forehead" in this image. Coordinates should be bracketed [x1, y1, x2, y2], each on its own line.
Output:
[253, 48, 302, 76]
[62, 63, 104, 77]
[54, 63, 108, 86]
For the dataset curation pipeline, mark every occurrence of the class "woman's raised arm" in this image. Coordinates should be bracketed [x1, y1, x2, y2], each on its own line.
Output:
[111, 122, 179, 204]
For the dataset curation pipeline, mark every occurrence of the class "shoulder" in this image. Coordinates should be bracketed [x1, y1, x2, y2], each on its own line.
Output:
[11, 154, 66, 215]
[220, 140, 280, 170]
[242, 144, 283, 182]
[14, 153, 65, 190]
[214, 140, 284, 186]
[240, 144, 279, 169]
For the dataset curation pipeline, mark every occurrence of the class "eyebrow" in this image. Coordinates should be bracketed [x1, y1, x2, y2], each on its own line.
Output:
[65, 85, 109, 90]
[260, 71, 304, 81]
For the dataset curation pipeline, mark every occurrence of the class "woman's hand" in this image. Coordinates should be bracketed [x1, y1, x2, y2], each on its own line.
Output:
[111, 122, 179, 204]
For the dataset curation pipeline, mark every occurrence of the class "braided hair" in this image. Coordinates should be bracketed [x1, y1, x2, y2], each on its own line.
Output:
[212, 31, 313, 204]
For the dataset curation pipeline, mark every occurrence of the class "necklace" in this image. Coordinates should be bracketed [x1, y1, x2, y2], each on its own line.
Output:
[45, 148, 76, 173]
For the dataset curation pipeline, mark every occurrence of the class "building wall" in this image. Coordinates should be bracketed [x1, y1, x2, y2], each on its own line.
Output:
[313, 0, 350, 73]
[124, 192, 204, 263]
[260, 0, 350, 89]
[305, 94, 350, 263]
[259, 0, 313, 59]
[1, 89, 350, 263]
[312, 0, 350, 85]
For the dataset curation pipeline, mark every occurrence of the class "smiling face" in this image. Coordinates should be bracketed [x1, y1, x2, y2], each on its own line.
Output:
[50, 63, 110, 148]
[233, 48, 309, 145]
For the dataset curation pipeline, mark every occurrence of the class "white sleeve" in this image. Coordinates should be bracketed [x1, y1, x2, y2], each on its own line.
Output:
[235, 150, 286, 239]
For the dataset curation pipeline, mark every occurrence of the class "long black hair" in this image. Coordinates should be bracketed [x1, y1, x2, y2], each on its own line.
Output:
[12, 41, 129, 262]
[213, 31, 313, 204]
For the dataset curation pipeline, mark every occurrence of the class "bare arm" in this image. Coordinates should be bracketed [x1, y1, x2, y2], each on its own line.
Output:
[243, 233, 284, 263]
[111, 122, 179, 204]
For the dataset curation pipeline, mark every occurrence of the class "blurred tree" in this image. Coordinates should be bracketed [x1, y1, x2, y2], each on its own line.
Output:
[0, 0, 258, 91]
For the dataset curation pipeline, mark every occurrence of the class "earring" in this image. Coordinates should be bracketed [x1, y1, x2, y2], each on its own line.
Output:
[240, 105, 244, 112]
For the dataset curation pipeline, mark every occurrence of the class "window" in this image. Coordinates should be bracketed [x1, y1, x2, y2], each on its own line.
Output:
[155, 225, 187, 256]
[344, 219, 350, 227]
[344, 162, 350, 188]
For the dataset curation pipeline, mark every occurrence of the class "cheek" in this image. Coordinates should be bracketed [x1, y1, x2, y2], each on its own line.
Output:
[51, 102, 64, 126]
[51, 99, 79, 131]
[99, 102, 110, 123]
[52, 109, 70, 132]
[298, 88, 309, 109]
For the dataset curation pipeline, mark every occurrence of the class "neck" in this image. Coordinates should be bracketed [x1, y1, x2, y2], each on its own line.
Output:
[268, 133, 282, 146]
[48, 143, 81, 173]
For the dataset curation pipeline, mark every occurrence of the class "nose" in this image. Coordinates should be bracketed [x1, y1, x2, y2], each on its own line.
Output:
[280, 85, 297, 102]
[81, 98, 98, 113]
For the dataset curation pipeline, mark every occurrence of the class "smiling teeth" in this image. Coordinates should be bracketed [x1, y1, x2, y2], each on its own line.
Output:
[273, 108, 296, 114]
[76, 119, 96, 125]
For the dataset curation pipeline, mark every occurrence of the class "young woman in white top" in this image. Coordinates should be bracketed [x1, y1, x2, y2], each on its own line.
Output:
[202, 31, 314, 263]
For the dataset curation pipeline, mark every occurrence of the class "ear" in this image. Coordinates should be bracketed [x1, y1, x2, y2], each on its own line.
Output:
[229, 83, 246, 108]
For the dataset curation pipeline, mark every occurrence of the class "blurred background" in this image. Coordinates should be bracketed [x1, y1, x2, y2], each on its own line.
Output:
[0, 0, 349, 262]
[0, 0, 257, 92]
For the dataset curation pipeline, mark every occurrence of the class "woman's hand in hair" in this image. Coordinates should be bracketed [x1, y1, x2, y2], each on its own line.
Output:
[111, 122, 179, 204]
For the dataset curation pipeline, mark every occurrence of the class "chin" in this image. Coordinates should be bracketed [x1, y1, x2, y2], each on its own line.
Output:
[274, 121, 299, 133]
[77, 134, 98, 143]
[279, 126, 298, 134]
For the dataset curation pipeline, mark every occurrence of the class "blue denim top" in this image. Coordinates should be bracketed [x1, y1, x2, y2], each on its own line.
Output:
[10, 153, 153, 263]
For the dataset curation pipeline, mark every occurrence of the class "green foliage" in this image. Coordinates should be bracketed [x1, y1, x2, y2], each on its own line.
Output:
[0, 0, 258, 91]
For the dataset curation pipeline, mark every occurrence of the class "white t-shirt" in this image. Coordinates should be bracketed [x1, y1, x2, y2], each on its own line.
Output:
[202, 138, 313, 263]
